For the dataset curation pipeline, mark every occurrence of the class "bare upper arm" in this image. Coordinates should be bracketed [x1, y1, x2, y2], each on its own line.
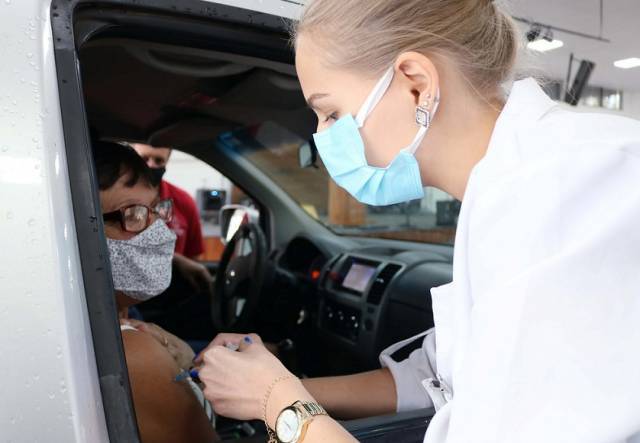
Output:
[122, 330, 218, 443]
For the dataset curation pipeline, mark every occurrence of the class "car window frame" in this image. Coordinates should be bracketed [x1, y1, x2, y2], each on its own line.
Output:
[52, 1, 294, 441]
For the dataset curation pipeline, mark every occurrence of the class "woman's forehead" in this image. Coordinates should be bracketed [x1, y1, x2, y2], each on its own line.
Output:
[296, 37, 373, 101]
[296, 38, 330, 85]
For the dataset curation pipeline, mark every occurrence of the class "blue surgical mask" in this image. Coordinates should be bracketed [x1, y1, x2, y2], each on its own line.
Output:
[313, 67, 439, 206]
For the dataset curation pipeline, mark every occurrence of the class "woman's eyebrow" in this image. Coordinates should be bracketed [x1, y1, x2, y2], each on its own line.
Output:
[306, 93, 330, 109]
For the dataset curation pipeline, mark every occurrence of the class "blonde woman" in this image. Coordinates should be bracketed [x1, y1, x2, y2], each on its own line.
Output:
[197, 0, 640, 442]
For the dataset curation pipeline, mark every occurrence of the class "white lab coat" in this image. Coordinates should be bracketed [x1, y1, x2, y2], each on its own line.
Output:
[380, 78, 640, 443]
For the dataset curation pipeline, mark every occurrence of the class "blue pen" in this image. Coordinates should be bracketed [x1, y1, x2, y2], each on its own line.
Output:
[174, 368, 200, 383]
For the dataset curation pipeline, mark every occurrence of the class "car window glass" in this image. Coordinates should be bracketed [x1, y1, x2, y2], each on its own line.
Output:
[163, 150, 257, 260]
[217, 123, 459, 245]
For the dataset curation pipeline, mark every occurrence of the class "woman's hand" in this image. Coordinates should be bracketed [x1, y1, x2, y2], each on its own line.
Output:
[198, 333, 358, 442]
[194, 332, 260, 364]
[198, 334, 310, 422]
[122, 319, 195, 370]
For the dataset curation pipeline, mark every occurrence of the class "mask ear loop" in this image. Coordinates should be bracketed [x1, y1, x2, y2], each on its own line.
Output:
[355, 66, 395, 128]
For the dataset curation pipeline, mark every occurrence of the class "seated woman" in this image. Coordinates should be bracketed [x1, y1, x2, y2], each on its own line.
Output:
[93, 140, 218, 443]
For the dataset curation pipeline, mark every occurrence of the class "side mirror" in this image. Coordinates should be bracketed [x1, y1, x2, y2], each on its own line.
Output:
[298, 139, 318, 169]
[219, 204, 260, 245]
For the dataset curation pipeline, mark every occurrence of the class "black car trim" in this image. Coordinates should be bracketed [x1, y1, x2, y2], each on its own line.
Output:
[52, 1, 293, 441]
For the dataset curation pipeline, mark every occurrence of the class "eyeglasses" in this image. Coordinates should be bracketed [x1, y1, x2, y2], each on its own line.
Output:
[103, 199, 173, 233]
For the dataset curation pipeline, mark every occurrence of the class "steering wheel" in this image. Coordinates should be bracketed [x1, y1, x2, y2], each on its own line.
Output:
[212, 222, 268, 332]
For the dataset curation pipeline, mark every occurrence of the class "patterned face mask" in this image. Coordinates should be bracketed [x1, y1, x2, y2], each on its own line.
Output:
[107, 219, 176, 301]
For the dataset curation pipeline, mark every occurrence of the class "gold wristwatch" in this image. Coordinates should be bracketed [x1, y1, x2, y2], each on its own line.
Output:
[274, 401, 327, 443]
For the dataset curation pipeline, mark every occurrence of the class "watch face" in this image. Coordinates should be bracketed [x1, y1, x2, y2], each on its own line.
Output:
[276, 408, 300, 443]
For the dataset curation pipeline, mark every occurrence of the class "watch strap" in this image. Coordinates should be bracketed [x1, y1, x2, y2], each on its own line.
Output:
[292, 401, 328, 417]
[298, 401, 327, 418]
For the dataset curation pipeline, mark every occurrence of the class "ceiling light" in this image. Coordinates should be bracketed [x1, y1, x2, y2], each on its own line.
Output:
[527, 39, 564, 52]
[614, 57, 640, 69]
[526, 24, 563, 53]
[526, 25, 542, 43]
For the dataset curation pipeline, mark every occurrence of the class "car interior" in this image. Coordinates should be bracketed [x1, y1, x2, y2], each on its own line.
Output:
[66, 3, 456, 442]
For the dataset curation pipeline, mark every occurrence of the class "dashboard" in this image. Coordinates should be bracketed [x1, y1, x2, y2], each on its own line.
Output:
[277, 234, 454, 370]
[278, 236, 328, 283]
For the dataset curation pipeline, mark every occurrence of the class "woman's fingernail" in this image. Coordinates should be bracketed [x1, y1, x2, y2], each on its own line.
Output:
[243, 336, 253, 344]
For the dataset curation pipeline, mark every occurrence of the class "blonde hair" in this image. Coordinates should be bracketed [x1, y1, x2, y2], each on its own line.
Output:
[294, 0, 520, 101]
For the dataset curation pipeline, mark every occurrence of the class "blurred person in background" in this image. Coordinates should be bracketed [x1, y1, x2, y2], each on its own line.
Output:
[130, 143, 212, 295]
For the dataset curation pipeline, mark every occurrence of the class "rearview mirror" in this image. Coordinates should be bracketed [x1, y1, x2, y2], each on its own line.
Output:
[298, 139, 318, 169]
[219, 204, 260, 244]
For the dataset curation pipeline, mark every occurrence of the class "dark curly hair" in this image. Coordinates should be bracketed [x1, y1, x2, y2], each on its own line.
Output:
[92, 140, 154, 191]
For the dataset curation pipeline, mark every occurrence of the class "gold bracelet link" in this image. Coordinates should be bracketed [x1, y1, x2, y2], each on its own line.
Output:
[263, 375, 294, 443]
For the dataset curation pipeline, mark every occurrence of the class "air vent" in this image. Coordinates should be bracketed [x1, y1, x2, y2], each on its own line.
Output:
[367, 264, 402, 305]
[321, 254, 342, 288]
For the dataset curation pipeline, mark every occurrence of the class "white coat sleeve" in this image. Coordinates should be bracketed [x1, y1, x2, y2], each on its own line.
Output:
[444, 147, 640, 443]
[379, 329, 437, 412]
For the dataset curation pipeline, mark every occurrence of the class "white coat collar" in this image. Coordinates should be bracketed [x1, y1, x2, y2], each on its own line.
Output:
[472, 78, 558, 180]
[498, 77, 558, 125]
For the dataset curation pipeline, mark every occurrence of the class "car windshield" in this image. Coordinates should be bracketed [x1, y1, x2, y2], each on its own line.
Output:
[218, 121, 459, 245]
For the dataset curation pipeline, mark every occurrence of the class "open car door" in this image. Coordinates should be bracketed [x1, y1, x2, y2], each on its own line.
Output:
[53, 1, 439, 441]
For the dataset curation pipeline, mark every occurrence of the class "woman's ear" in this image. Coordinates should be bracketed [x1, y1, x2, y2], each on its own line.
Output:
[394, 52, 439, 108]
